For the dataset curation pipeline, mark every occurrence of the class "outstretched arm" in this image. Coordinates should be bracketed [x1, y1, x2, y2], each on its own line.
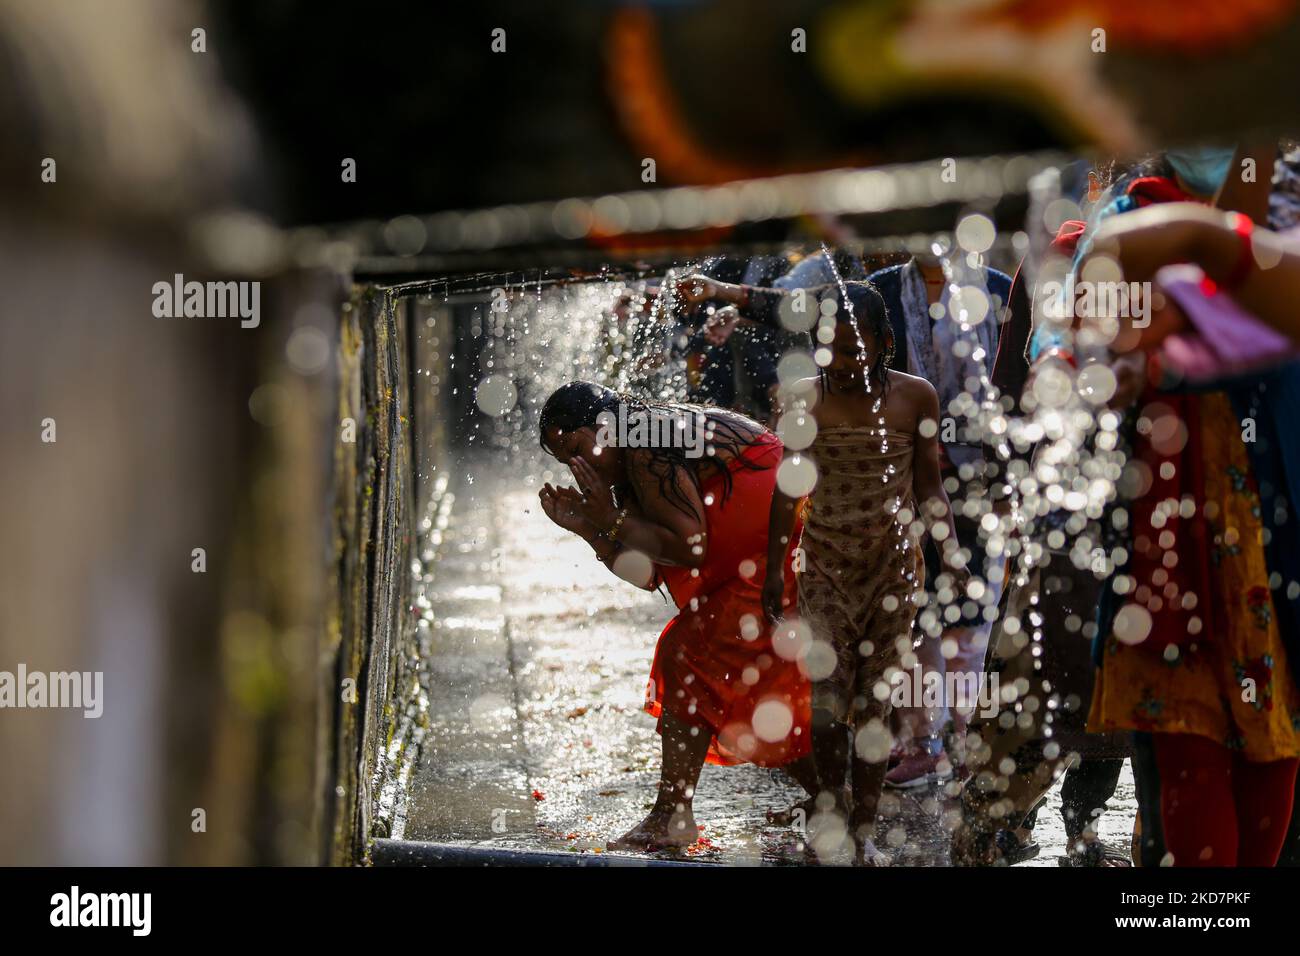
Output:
[672, 272, 833, 335]
[1090, 202, 1300, 346]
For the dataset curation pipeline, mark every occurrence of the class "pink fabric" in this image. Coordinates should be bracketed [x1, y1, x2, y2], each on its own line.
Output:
[1153, 264, 1298, 384]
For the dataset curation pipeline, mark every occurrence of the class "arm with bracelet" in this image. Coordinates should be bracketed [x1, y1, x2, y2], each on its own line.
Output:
[537, 483, 662, 590]
[1090, 202, 1300, 346]
[568, 453, 708, 570]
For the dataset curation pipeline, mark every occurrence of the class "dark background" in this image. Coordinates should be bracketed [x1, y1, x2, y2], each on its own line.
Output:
[213, 1, 1059, 225]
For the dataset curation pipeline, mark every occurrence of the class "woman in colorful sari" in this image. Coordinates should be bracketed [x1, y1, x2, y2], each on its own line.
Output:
[537, 381, 814, 851]
[1053, 148, 1300, 866]
[959, 147, 1300, 867]
[1090, 174, 1300, 862]
[1080, 154, 1300, 866]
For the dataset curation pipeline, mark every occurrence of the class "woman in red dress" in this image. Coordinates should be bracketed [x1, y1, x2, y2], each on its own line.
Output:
[538, 381, 813, 850]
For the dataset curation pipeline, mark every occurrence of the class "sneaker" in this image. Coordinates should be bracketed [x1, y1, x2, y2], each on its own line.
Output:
[884, 749, 952, 789]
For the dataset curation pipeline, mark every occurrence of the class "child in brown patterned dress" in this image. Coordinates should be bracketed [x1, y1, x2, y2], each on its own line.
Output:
[763, 281, 965, 865]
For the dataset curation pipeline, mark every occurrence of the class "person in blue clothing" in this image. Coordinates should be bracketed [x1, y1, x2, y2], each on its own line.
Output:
[866, 251, 1011, 788]
[675, 255, 789, 424]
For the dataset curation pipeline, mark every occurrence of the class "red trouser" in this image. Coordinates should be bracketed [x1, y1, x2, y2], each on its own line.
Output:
[1153, 733, 1299, 866]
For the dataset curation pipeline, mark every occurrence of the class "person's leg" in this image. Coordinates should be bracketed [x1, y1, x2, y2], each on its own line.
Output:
[845, 632, 901, 865]
[887, 627, 949, 787]
[1152, 733, 1238, 866]
[810, 699, 852, 810]
[946, 553, 1002, 740]
[849, 695, 892, 865]
[610, 706, 711, 850]
[780, 755, 820, 796]
[1131, 732, 1167, 867]
[1007, 797, 1047, 855]
[946, 624, 989, 739]
[1232, 754, 1300, 866]
[893, 535, 948, 755]
[798, 600, 857, 859]
[954, 568, 1075, 861]
[807, 619, 855, 814]
[766, 754, 821, 827]
[953, 618, 1069, 860]
[804, 694, 855, 862]
[895, 509, 991, 785]
[1060, 756, 1124, 839]
[1059, 756, 1129, 866]
[1277, 764, 1300, 866]
[953, 729, 1068, 864]
[1018, 797, 1045, 834]
[849, 609, 914, 864]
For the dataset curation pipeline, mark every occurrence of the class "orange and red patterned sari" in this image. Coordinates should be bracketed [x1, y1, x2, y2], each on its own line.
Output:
[645, 433, 812, 767]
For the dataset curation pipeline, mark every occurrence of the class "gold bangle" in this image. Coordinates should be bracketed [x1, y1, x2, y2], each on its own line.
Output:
[604, 507, 628, 542]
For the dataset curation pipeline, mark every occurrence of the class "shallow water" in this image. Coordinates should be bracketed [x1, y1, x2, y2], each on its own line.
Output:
[403, 457, 1137, 866]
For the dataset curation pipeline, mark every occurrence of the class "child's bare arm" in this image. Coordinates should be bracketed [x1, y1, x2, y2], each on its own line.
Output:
[763, 455, 800, 622]
[910, 382, 969, 583]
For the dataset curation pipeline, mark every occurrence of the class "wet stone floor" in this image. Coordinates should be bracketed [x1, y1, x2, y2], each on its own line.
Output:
[403, 458, 1136, 866]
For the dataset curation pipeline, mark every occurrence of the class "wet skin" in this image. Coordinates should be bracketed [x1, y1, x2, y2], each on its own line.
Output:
[541, 417, 814, 851]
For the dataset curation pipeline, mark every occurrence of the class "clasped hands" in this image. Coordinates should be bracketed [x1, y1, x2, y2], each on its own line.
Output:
[538, 455, 619, 538]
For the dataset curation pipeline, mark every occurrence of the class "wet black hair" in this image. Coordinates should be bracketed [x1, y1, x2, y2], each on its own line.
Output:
[537, 381, 768, 517]
[1100, 153, 1175, 195]
[819, 280, 895, 398]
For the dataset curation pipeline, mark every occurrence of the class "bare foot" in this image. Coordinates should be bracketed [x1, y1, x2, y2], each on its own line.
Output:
[853, 837, 889, 867]
[607, 805, 698, 852]
[768, 785, 853, 831]
[766, 794, 817, 827]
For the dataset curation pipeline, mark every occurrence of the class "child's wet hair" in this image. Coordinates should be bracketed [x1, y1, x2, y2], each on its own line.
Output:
[823, 280, 895, 393]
